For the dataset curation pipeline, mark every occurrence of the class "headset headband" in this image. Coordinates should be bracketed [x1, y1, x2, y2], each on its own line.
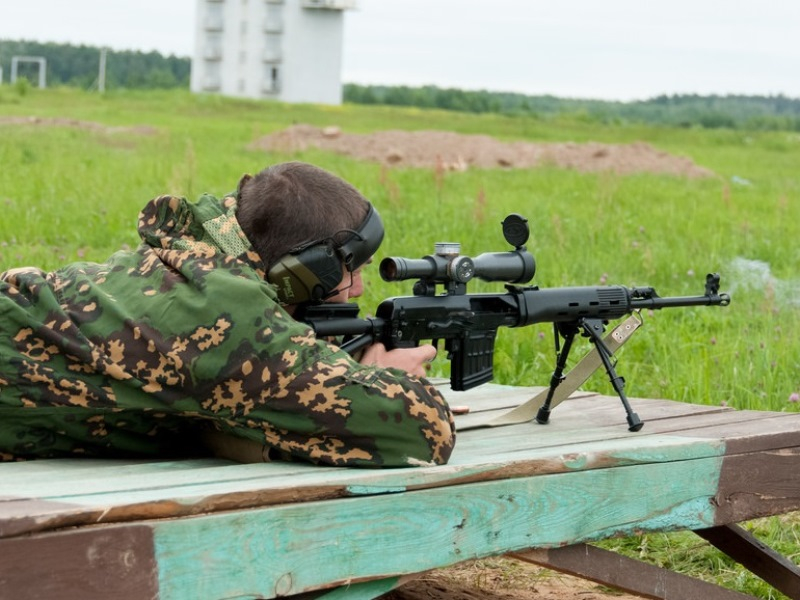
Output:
[268, 204, 384, 304]
[335, 204, 384, 272]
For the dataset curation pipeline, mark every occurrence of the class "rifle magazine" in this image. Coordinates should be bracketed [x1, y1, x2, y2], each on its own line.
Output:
[449, 330, 497, 391]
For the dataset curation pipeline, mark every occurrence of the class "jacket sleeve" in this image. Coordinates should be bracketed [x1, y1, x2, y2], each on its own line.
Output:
[195, 296, 456, 467]
[168, 265, 455, 467]
[0, 245, 455, 467]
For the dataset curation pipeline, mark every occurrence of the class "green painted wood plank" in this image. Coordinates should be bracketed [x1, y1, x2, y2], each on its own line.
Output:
[0, 458, 489, 502]
[455, 396, 753, 454]
[0, 459, 323, 496]
[1, 418, 730, 539]
[454, 408, 783, 454]
[3, 398, 738, 500]
[453, 393, 727, 428]
[2, 432, 723, 509]
[0, 457, 198, 475]
[4, 384, 796, 541]
[475, 433, 727, 471]
[150, 457, 724, 599]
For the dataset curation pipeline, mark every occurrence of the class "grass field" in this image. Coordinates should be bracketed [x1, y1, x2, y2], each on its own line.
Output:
[1, 85, 799, 597]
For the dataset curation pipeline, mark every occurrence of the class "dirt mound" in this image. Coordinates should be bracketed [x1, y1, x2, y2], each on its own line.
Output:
[251, 124, 714, 178]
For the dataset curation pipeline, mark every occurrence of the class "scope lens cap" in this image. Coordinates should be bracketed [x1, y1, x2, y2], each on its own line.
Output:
[502, 214, 530, 248]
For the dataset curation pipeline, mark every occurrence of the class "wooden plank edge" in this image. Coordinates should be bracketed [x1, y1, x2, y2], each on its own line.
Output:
[0, 434, 727, 540]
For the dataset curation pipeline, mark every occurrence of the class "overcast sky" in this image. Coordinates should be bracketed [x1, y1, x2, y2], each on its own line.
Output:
[2, 0, 798, 101]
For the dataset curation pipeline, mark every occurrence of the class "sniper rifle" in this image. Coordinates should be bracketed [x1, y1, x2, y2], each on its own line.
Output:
[299, 214, 730, 431]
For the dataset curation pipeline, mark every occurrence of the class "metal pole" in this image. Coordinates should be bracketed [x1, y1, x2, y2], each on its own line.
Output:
[98, 48, 107, 93]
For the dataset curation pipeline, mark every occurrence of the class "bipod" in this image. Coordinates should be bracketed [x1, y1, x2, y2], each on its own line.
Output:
[535, 321, 581, 426]
[536, 318, 643, 432]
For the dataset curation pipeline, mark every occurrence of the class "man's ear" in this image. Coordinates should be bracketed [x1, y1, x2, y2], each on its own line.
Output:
[236, 173, 253, 197]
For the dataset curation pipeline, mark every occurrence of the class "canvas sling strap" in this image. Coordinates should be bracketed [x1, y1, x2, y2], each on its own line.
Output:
[458, 314, 643, 431]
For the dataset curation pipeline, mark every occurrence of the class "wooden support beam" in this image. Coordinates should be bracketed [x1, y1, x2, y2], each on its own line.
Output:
[695, 524, 800, 600]
[510, 543, 755, 600]
[0, 525, 158, 600]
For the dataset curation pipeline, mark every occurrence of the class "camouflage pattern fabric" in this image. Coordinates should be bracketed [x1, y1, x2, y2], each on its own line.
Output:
[0, 194, 455, 467]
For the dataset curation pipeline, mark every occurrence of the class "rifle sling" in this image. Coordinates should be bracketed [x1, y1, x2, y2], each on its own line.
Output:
[459, 315, 642, 430]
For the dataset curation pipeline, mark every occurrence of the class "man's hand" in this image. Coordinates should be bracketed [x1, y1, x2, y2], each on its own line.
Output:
[359, 343, 436, 378]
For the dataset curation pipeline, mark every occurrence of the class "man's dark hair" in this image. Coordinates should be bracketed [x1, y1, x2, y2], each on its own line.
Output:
[236, 162, 370, 270]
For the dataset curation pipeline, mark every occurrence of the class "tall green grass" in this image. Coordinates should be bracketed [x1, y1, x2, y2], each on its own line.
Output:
[5, 86, 795, 412]
[1, 86, 799, 598]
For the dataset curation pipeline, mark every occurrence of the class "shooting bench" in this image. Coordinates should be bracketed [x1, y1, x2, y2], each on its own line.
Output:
[2, 383, 800, 600]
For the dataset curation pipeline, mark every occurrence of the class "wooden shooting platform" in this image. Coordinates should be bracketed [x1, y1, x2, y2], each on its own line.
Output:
[2, 383, 800, 600]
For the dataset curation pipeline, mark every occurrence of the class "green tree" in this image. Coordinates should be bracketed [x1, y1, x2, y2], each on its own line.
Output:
[0, 39, 190, 90]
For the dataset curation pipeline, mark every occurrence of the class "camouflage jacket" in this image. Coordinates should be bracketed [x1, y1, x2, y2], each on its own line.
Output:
[0, 194, 455, 467]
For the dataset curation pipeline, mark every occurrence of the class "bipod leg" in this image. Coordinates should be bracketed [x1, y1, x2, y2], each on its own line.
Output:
[536, 322, 579, 425]
[580, 319, 643, 432]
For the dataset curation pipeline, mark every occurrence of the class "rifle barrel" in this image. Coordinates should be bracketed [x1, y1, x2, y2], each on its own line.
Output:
[632, 293, 731, 310]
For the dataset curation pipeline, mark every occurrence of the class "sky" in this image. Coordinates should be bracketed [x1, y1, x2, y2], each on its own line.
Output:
[1, 0, 799, 101]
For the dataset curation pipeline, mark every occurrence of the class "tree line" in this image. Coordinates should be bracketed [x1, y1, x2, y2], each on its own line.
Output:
[344, 84, 800, 131]
[0, 40, 190, 90]
[3, 40, 798, 131]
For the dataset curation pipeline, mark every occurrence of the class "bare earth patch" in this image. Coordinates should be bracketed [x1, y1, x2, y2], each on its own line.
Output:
[0, 116, 157, 136]
[251, 124, 714, 178]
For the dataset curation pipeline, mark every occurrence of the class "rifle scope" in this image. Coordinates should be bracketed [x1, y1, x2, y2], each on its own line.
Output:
[380, 248, 535, 284]
[380, 214, 535, 285]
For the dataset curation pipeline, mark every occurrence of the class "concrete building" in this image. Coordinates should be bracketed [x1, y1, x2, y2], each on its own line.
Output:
[191, 0, 355, 105]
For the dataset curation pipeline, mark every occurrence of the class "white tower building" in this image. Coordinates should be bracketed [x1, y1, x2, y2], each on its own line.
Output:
[191, 0, 356, 105]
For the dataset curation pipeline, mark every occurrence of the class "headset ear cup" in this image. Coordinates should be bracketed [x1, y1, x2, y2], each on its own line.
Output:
[267, 244, 344, 304]
[305, 244, 345, 300]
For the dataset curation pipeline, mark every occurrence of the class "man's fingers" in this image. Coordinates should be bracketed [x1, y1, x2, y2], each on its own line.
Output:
[358, 343, 436, 378]
[418, 344, 437, 363]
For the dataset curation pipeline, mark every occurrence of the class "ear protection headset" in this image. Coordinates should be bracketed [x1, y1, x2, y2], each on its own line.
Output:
[267, 204, 384, 304]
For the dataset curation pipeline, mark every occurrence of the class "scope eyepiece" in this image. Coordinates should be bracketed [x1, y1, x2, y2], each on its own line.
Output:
[380, 256, 441, 282]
